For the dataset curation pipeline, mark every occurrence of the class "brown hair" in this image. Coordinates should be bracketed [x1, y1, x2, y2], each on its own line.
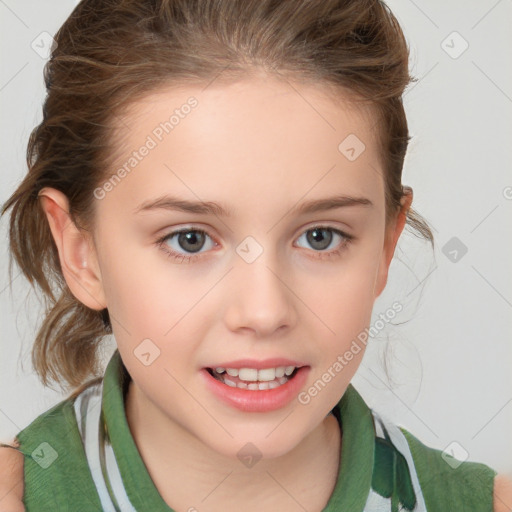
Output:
[1, 0, 434, 391]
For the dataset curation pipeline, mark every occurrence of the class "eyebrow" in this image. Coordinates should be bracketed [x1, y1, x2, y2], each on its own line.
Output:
[133, 194, 373, 217]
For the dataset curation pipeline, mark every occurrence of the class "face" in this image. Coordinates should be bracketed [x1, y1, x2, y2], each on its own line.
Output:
[44, 74, 408, 460]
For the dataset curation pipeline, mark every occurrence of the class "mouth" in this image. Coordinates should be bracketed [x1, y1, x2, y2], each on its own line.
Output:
[206, 365, 301, 390]
[202, 363, 311, 412]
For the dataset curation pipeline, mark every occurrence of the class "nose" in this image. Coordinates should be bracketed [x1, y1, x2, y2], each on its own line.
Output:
[222, 244, 296, 338]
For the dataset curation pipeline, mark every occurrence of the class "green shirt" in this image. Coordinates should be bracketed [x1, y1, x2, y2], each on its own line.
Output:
[15, 349, 497, 511]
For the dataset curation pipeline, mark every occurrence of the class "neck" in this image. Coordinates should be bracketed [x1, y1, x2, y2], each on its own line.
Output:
[125, 379, 342, 512]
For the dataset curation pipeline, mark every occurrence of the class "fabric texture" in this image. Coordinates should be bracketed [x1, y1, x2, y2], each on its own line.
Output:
[15, 349, 497, 511]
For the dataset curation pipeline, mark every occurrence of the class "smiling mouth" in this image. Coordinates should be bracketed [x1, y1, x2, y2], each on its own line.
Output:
[206, 367, 300, 390]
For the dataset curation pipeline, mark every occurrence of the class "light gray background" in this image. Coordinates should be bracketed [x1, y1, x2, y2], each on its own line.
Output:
[1, 1, 511, 476]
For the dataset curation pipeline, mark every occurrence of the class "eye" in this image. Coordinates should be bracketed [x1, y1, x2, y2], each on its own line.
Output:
[155, 224, 354, 264]
[295, 225, 353, 260]
[155, 227, 216, 263]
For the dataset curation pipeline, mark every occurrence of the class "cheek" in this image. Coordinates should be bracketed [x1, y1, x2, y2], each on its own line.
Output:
[98, 244, 209, 360]
[95, 238, 172, 337]
[302, 247, 381, 334]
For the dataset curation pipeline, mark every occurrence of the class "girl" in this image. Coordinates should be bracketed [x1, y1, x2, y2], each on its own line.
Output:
[1, 0, 511, 510]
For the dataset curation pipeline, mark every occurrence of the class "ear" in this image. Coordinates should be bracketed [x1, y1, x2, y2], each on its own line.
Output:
[38, 187, 107, 310]
[374, 186, 413, 298]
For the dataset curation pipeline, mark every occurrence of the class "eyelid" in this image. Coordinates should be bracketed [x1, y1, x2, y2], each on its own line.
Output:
[295, 220, 354, 238]
[155, 221, 354, 244]
[158, 224, 218, 243]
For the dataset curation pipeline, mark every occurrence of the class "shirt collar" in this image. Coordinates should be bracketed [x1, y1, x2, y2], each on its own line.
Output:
[102, 349, 375, 511]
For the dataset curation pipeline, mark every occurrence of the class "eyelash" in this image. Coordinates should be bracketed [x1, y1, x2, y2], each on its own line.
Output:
[155, 225, 354, 264]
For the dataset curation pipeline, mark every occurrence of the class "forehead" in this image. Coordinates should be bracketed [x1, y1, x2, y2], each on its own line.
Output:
[101, 76, 384, 218]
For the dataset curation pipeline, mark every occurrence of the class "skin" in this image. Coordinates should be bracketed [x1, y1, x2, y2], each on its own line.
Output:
[2, 75, 511, 511]
[0, 441, 24, 512]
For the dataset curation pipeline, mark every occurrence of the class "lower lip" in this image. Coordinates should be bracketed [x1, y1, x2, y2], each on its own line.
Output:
[201, 366, 310, 412]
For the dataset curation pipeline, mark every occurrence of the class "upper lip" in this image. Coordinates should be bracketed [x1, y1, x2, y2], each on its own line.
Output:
[205, 358, 308, 370]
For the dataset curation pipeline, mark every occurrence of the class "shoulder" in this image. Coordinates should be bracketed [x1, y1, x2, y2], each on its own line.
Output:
[399, 426, 497, 510]
[493, 474, 512, 512]
[15, 393, 83, 483]
[16, 376, 103, 453]
[0, 440, 24, 512]
[15, 382, 104, 510]
[16, 394, 79, 453]
[368, 408, 499, 511]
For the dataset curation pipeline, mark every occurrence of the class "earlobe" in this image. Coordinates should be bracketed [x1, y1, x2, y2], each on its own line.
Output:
[38, 187, 107, 310]
[373, 187, 413, 298]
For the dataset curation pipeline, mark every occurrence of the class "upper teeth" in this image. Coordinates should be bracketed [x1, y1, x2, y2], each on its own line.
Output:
[214, 366, 296, 381]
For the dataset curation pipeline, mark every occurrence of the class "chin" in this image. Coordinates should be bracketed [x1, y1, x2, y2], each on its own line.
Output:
[202, 426, 306, 464]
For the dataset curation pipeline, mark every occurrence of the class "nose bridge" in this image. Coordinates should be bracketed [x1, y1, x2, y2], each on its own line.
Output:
[224, 232, 293, 334]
